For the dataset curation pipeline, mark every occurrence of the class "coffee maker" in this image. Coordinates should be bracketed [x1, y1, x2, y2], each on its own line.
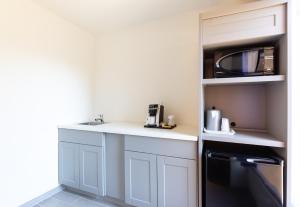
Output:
[144, 104, 164, 128]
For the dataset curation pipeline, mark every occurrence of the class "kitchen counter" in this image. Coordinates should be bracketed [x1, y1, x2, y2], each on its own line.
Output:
[58, 122, 198, 203]
[58, 122, 198, 142]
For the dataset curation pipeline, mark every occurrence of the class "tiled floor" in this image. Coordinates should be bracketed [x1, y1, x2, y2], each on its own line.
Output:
[34, 190, 121, 207]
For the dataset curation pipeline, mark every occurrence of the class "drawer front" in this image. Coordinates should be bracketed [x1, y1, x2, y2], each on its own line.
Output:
[202, 4, 286, 46]
[124, 135, 197, 160]
[58, 129, 104, 147]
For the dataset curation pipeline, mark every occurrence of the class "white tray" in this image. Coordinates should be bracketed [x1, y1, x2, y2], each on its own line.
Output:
[203, 128, 236, 136]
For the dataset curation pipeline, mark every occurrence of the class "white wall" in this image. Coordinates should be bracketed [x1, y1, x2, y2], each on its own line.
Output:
[94, 12, 199, 127]
[94, 0, 251, 127]
[0, 0, 95, 206]
[290, 0, 300, 206]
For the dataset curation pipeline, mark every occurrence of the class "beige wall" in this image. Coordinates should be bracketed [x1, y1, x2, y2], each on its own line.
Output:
[94, 12, 199, 127]
[0, 0, 95, 206]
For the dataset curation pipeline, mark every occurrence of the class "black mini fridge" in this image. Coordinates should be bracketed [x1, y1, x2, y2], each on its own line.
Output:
[204, 144, 284, 207]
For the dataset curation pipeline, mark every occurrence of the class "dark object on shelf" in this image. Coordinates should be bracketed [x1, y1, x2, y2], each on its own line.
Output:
[214, 46, 275, 78]
[231, 122, 236, 127]
[144, 124, 176, 130]
[204, 58, 214, 79]
[203, 142, 284, 207]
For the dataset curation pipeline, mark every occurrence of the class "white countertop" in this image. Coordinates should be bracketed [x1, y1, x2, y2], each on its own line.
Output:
[58, 122, 199, 142]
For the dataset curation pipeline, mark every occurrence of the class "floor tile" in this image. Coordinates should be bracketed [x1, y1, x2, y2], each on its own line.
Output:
[73, 197, 108, 207]
[39, 197, 73, 207]
[37, 190, 123, 207]
[53, 190, 80, 203]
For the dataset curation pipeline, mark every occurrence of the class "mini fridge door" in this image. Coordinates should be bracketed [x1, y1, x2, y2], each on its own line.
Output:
[204, 151, 284, 207]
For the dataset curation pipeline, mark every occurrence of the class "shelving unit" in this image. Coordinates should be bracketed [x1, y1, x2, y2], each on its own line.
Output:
[202, 75, 285, 86]
[198, 1, 290, 206]
[199, 1, 288, 148]
[202, 130, 285, 148]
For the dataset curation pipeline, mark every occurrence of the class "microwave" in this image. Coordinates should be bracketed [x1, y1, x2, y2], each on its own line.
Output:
[214, 47, 275, 78]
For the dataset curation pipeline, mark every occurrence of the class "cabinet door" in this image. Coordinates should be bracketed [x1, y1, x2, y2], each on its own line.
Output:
[157, 156, 197, 207]
[125, 151, 157, 207]
[80, 145, 105, 196]
[202, 4, 286, 47]
[58, 142, 79, 188]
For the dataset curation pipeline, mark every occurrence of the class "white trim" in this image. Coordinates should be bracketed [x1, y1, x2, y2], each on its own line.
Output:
[200, 0, 287, 20]
[19, 185, 65, 207]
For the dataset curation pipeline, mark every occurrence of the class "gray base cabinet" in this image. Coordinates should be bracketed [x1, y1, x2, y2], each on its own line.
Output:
[125, 150, 197, 207]
[58, 140, 105, 196]
[80, 145, 105, 195]
[58, 142, 80, 189]
[157, 156, 197, 207]
[58, 130, 198, 207]
[125, 151, 157, 207]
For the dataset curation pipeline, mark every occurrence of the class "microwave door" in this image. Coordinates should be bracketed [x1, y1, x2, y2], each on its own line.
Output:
[216, 49, 260, 76]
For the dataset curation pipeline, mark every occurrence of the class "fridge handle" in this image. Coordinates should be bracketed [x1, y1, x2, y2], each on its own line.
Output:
[208, 152, 234, 161]
[246, 158, 277, 164]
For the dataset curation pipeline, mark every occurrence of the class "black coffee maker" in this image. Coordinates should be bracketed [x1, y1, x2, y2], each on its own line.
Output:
[144, 104, 164, 128]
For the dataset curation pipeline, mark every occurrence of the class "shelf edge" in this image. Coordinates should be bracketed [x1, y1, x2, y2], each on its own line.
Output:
[202, 133, 285, 148]
[202, 75, 285, 86]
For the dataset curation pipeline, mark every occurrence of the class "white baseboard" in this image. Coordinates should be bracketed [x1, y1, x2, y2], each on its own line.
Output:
[19, 185, 65, 207]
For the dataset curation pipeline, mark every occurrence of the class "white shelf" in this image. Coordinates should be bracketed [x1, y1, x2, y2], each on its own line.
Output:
[202, 75, 285, 86]
[202, 130, 285, 148]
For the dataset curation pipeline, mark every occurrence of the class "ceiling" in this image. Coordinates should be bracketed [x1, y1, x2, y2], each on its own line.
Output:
[32, 0, 252, 34]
